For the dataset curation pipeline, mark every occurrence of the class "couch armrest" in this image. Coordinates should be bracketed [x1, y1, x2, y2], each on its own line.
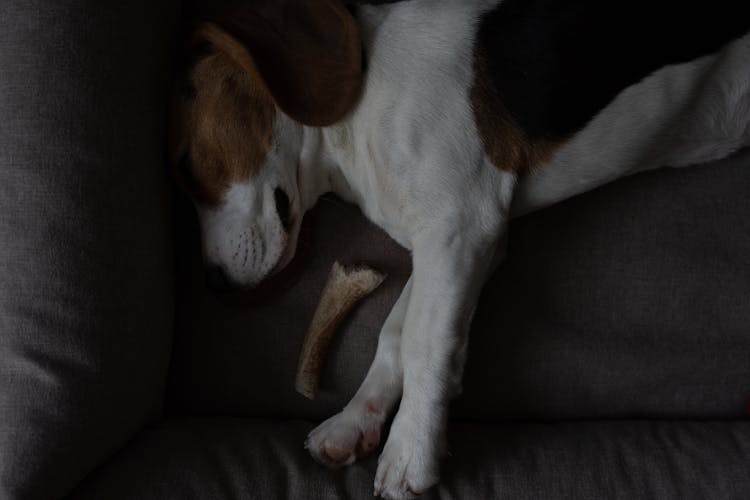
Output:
[0, 1, 179, 498]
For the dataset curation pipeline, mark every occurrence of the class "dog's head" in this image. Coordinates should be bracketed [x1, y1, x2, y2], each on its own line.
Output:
[170, 0, 361, 291]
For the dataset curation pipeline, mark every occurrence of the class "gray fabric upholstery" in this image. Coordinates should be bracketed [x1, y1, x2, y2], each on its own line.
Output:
[167, 149, 750, 421]
[0, 2, 178, 498]
[70, 417, 750, 499]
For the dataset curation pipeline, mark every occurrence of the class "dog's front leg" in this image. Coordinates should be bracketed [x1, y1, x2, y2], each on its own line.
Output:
[306, 277, 412, 467]
[374, 224, 503, 499]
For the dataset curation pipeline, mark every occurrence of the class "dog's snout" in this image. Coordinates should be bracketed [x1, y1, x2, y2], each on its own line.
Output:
[205, 265, 236, 293]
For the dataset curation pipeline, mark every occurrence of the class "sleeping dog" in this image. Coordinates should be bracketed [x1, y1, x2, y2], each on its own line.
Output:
[170, 0, 750, 497]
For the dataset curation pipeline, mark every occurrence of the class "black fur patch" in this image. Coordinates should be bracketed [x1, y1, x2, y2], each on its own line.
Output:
[477, 0, 750, 140]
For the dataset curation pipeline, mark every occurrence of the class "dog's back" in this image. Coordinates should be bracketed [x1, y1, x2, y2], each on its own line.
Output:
[346, 0, 750, 217]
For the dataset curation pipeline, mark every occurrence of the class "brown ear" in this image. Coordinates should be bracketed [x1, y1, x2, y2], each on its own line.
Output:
[203, 0, 362, 127]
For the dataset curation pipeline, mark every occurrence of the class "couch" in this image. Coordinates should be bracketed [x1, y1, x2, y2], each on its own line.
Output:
[1, 1, 748, 498]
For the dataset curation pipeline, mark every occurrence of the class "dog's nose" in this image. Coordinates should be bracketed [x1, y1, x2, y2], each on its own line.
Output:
[205, 265, 236, 293]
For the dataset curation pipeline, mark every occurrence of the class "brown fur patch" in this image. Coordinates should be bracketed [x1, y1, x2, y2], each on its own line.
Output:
[471, 51, 562, 174]
[179, 24, 276, 207]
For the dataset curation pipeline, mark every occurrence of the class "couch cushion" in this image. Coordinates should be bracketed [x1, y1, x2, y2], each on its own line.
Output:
[167, 149, 750, 421]
[0, 1, 178, 498]
[70, 417, 750, 499]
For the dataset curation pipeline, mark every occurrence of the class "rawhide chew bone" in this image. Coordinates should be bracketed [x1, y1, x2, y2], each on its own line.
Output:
[295, 261, 386, 399]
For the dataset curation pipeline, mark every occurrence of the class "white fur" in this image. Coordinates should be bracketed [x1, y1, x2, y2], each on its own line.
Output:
[303, 3, 516, 497]
[198, 1, 750, 497]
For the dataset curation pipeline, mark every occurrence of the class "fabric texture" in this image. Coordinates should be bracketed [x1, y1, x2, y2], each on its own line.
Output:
[70, 417, 750, 499]
[0, 2, 178, 498]
[167, 149, 750, 421]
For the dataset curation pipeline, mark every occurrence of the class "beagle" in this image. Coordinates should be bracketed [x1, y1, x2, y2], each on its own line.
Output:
[170, 0, 750, 497]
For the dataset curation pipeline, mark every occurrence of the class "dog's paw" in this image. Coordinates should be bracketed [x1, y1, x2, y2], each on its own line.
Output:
[305, 407, 383, 469]
[373, 418, 443, 499]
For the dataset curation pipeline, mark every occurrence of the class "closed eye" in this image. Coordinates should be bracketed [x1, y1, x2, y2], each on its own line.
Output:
[274, 187, 291, 231]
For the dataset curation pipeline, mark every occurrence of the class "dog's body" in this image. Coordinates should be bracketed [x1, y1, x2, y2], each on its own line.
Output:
[173, 1, 750, 497]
